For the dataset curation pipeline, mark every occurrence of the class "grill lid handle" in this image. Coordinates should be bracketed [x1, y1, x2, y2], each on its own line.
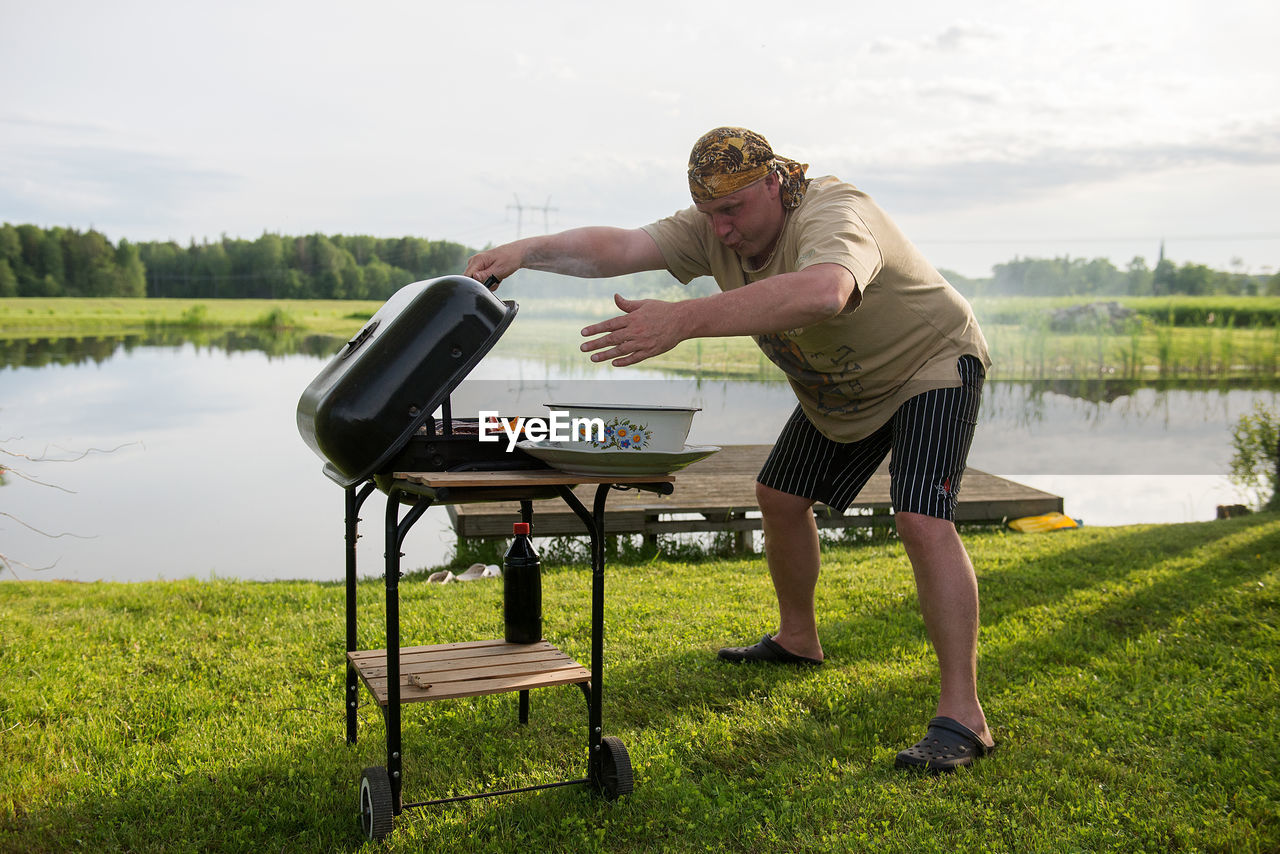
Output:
[342, 319, 380, 358]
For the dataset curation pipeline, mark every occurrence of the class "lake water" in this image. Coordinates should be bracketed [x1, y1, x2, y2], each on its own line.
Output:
[2, 335, 1275, 583]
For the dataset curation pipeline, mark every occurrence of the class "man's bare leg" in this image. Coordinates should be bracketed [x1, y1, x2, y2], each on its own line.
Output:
[894, 510, 994, 748]
[754, 482, 824, 661]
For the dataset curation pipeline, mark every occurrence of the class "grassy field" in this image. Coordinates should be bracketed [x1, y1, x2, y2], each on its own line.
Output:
[2, 515, 1278, 853]
[4, 295, 1280, 381]
[492, 310, 1280, 383]
[0, 297, 382, 338]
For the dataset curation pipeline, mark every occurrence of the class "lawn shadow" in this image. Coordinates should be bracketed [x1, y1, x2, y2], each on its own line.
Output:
[17, 519, 1264, 852]
[579, 516, 1279, 782]
[592, 517, 1270, 711]
[975, 515, 1278, 659]
[4, 685, 626, 853]
[1, 736, 374, 854]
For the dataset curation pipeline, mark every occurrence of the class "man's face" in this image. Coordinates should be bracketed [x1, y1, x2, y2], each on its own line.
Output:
[693, 173, 786, 264]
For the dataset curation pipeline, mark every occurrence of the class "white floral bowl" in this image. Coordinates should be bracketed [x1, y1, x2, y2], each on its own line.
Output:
[543, 403, 699, 453]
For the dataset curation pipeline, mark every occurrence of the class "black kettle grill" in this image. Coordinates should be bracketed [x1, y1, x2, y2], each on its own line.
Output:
[295, 275, 673, 841]
[297, 274, 547, 488]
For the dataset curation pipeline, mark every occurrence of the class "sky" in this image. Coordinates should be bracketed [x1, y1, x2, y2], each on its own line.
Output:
[2, 0, 1279, 279]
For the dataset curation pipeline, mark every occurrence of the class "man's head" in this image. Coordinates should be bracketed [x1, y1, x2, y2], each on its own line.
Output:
[687, 127, 810, 264]
[686, 127, 810, 209]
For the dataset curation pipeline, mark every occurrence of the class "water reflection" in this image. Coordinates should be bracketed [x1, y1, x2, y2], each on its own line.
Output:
[453, 373, 1278, 477]
[0, 333, 1275, 583]
[1017, 376, 1280, 403]
[0, 330, 345, 369]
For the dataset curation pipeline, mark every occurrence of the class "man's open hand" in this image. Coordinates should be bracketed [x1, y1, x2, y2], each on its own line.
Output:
[580, 293, 689, 367]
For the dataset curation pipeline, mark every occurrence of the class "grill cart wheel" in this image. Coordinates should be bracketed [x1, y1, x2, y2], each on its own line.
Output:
[593, 736, 634, 800]
[359, 766, 394, 840]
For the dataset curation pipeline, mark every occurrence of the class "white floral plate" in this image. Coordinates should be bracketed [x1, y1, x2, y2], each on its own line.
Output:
[515, 441, 720, 476]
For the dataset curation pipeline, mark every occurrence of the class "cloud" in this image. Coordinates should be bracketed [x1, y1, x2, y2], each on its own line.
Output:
[845, 118, 1280, 214]
[932, 23, 1002, 51]
[0, 134, 238, 237]
[0, 115, 111, 135]
[914, 79, 1006, 105]
[868, 21, 1004, 55]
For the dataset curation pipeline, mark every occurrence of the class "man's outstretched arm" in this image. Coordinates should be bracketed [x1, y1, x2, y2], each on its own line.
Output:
[464, 227, 666, 285]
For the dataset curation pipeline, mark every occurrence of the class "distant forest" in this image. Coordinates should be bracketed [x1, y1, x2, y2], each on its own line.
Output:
[2, 223, 1278, 301]
[0, 223, 470, 301]
[947, 255, 1279, 299]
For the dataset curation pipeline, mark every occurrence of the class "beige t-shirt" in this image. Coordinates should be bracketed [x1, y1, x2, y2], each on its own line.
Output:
[641, 176, 990, 442]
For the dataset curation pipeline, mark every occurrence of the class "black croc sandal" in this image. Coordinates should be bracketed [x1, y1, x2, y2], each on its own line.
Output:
[895, 716, 997, 773]
[717, 634, 823, 666]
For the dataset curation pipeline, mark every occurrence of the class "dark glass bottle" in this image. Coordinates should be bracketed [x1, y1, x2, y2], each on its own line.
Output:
[503, 522, 542, 643]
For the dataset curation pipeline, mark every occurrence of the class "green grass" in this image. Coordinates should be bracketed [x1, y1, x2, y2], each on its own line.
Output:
[3, 516, 1278, 852]
[0, 297, 381, 338]
[492, 296, 1280, 381]
[971, 295, 1280, 328]
[494, 316, 1280, 383]
[5, 295, 1280, 381]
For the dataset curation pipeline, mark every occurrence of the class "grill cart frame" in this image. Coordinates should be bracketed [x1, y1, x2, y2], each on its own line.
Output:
[297, 275, 680, 839]
[342, 470, 673, 841]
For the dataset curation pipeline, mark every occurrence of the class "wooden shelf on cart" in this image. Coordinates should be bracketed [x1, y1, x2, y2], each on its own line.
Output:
[392, 470, 675, 488]
[348, 639, 590, 706]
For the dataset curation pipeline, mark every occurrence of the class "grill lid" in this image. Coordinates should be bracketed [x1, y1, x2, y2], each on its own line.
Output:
[296, 275, 517, 487]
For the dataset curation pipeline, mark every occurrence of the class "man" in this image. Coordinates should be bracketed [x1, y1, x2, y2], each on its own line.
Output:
[465, 127, 996, 772]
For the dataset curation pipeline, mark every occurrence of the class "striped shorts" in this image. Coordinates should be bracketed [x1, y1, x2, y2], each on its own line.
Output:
[757, 355, 985, 521]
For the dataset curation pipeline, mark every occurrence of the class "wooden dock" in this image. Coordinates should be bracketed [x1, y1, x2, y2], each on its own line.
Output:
[447, 445, 1062, 551]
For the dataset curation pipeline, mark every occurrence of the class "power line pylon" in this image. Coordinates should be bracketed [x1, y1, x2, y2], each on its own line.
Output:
[507, 195, 557, 239]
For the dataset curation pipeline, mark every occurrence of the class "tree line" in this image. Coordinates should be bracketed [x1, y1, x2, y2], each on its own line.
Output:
[0, 224, 474, 301]
[0, 224, 147, 298]
[945, 254, 1280, 298]
[2, 223, 1278, 301]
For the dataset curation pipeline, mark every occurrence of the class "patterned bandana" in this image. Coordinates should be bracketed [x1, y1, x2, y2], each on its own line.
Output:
[687, 127, 811, 210]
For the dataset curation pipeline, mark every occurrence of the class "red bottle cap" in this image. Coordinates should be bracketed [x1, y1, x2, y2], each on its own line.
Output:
[513, 522, 530, 535]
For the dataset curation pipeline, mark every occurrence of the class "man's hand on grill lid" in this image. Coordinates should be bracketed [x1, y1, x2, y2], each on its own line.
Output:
[464, 245, 522, 287]
[580, 294, 691, 367]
